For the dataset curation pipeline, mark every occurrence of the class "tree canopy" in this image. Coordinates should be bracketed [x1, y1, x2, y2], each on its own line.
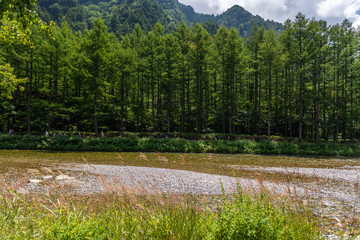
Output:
[0, 0, 52, 99]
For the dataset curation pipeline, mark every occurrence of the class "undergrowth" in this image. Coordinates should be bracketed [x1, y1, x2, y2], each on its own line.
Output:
[0, 134, 360, 156]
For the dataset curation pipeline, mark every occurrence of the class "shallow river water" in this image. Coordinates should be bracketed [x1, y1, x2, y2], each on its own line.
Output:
[0, 150, 359, 238]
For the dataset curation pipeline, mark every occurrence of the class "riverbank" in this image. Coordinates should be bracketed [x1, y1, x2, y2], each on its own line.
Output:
[1, 161, 323, 240]
[1, 150, 359, 238]
[0, 134, 360, 156]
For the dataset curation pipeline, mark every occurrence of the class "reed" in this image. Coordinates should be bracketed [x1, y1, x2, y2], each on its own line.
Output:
[0, 172, 326, 240]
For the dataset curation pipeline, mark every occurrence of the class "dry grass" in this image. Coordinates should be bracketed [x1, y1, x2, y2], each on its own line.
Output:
[138, 152, 148, 161]
[154, 152, 169, 162]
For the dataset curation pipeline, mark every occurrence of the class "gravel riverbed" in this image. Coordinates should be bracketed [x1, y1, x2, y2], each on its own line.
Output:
[2, 150, 360, 238]
[57, 164, 306, 196]
[7, 160, 360, 239]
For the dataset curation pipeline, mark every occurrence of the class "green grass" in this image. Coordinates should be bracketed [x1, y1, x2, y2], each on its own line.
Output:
[1, 134, 360, 156]
[0, 184, 323, 240]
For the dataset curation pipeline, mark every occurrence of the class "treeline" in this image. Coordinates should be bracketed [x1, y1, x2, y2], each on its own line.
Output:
[0, 13, 359, 141]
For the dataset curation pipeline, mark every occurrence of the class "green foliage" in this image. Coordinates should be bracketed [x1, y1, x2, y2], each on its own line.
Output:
[0, 183, 323, 239]
[213, 190, 321, 240]
[0, 0, 53, 101]
[0, 64, 26, 99]
[1, 134, 360, 156]
[0, 0, 47, 44]
[42, 213, 109, 239]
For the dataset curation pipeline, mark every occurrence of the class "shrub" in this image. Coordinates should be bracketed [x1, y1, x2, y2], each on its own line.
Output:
[0, 134, 360, 156]
[213, 185, 323, 240]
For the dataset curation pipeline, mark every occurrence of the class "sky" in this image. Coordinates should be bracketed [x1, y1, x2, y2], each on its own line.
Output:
[178, 0, 360, 28]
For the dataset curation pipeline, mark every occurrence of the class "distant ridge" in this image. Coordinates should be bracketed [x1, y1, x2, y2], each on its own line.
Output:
[37, 0, 283, 36]
[215, 5, 283, 36]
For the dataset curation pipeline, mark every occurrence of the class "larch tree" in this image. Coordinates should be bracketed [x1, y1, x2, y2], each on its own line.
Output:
[81, 18, 111, 137]
[190, 24, 211, 133]
[259, 29, 282, 139]
[175, 21, 191, 132]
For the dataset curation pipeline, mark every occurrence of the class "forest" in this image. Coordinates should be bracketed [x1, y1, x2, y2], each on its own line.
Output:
[35, 0, 283, 37]
[0, 12, 359, 142]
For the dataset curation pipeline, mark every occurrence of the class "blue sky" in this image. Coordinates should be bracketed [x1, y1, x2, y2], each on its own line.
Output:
[178, 0, 360, 28]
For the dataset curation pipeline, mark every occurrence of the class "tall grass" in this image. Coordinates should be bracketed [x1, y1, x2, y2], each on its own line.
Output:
[0, 134, 360, 156]
[0, 182, 324, 240]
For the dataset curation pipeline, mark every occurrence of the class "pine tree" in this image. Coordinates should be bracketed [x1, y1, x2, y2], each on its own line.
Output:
[82, 18, 111, 137]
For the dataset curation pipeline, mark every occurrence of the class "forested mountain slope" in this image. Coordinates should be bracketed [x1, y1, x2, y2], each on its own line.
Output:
[36, 0, 283, 37]
[216, 5, 283, 36]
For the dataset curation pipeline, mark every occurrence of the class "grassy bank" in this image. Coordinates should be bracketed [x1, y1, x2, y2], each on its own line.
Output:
[0, 185, 322, 240]
[0, 134, 360, 156]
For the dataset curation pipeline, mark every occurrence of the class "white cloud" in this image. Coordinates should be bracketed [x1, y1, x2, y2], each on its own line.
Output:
[316, 0, 360, 27]
[344, 1, 360, 28]
[317, 0, 347, 18]
[178, 0, 222, 15]
[178, 0, 360, 27]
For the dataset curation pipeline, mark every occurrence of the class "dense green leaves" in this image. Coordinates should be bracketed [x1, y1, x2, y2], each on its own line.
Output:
[0, 64, 26, 99]
[0, 0, 52, 104]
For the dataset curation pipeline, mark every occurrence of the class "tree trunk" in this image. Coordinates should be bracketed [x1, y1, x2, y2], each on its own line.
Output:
[27, 49, 33, 134]
[120, 76, 125, 137]
[180, 69, 185, 132]
[94, 91, 99, 138]
[267, 64, 272, 140]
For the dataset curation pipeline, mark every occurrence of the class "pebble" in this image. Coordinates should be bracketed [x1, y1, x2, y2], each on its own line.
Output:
[28, 179, 43, 183]
[55, 174, 75, 181]
[59, 164, 305, 196]
[42, 175, 53, 180]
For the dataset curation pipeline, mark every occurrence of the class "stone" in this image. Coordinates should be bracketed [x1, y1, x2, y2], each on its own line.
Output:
[55, 174, 75, 181]
[28, 179, 43, 183]
[42, 175, 53, 180]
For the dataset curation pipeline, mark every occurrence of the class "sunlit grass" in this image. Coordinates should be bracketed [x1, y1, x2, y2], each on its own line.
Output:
[0, 177, 325, 240]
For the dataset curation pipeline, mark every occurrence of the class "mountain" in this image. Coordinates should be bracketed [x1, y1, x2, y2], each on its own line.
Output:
[37, 0, 169, 35]
[216, 5, 283, 36]
[36, 0, 283, 37]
